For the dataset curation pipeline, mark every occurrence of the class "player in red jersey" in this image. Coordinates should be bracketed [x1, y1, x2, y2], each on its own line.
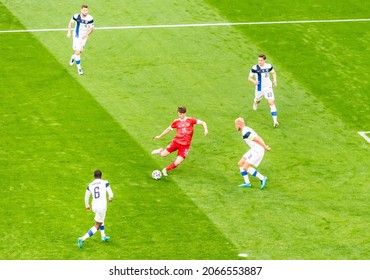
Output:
[151, 106, 208, 176]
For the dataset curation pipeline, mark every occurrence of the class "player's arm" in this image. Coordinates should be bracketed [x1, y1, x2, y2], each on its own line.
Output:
[66, 18, 74, 38]
[252, 135, 271, 151]
[197, 120, 208, 136]
[106, 183, 113, 202]
[82, 23, 94, 39]
[271, 69, 277, 87]
[84, 189, 91, 210]
[87, 25, 94, 36]
[154, 126, 172, 140]
[248, 70, 259, 86]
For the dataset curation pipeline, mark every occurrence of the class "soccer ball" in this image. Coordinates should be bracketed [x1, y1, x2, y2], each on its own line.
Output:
[152, 170, 162, 180]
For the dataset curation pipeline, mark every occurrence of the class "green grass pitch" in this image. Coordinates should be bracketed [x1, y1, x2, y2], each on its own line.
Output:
[0, 0, 369, 260]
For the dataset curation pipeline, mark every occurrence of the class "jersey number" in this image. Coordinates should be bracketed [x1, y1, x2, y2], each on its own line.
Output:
[93, 186, 100, 199]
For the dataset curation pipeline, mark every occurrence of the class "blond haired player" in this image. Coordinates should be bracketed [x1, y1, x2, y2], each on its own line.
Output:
[235, 117, 270, 189]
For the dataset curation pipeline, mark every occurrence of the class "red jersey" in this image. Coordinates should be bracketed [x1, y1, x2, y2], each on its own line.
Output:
[171, 117, 198, 146]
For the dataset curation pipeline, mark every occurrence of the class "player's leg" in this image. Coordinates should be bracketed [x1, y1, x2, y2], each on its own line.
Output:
[245, 166, 268, 189]
[245, 166, 265, 180]
[253, 90, 263, 110]
[266, 90, 278, 127]
[96, 210, 109, 241]
[70, 37, 76, 65]
[152, 148, 171, 156]
[152, 141, 172, 156]
[151, 148, 164, 154]
[70, 37, 79, 67]
[238, 155, 251, 187]
[72, 37, 84, 75]
[169, 155, 184, 169]
[100, 223, 110, 242]
[76, 38, 87, 75]
[244, 151, 268, 190]
[156, 142, 177, 176]
[82, 221, 101, 240]
[75, 50, 83, 75]
[78, 223, 99, 248]
[268, 100, 278, 127]
[78, 211, 104, 248]
[163, 145, 187, 175]
[69, 54, 75, 66]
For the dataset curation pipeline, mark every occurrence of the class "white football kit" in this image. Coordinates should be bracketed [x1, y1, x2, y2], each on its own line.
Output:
[85, 179, 113, 223]
[241, 126, 265, 167]
[249, 63, 275, 101]
[71, 13, 94, 51]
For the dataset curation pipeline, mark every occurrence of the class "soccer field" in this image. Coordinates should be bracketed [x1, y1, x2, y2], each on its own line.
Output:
[0, 0, 369, 262]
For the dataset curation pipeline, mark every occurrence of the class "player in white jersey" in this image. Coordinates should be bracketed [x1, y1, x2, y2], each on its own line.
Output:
[78, 170, 113, 248]
[248, 54, 279, 127]
[235, 117, 270, 189]
[66, 5, 94, 75]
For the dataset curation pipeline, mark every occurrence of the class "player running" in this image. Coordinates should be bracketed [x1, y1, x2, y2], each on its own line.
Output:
[151, 106, 208, 176]
[248, 54, 279, 128]
[66, 5, 94, 75]
[78, 170, 113, 248]
[235, 117, 270, 190]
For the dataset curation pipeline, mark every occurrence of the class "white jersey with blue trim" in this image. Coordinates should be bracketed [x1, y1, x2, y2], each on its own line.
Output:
[241, 126, 264, 152]
[72, 13, 94, 38]
[86, 179, 113, 210]
[249, 63, 275, 91]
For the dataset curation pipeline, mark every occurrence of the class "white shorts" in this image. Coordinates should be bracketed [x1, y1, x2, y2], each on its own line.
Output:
[243, 149, 265, 167]
[72, 35, 88, 51]
[92, 207, 107, 223]
[255, 87, 274, 102]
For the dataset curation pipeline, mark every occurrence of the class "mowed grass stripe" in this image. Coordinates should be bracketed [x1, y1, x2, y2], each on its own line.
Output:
[2, 0, 370, 260]
[0, 3, 237, 260]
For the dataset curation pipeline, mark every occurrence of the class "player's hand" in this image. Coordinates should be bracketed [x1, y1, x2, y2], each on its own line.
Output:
[265, 145, 271, 151]
[66, 32, 71, 38]
[254, 80, 259, 86]
[204, 130, 208, 136]
[85, 206, 91, 211]
[109, 198, 113, 203]
[273, 80, 277, 87]
[153, 135, 160, 140]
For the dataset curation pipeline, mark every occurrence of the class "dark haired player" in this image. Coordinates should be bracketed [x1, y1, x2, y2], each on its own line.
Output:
[151, 106, 208, 176]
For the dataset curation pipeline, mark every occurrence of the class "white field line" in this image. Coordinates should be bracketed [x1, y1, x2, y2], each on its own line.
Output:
[358, 131, 370, 144]
[0, 18, 369, 33]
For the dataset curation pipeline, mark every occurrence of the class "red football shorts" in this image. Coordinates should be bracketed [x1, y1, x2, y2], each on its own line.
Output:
[165, 141, 190, 158]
